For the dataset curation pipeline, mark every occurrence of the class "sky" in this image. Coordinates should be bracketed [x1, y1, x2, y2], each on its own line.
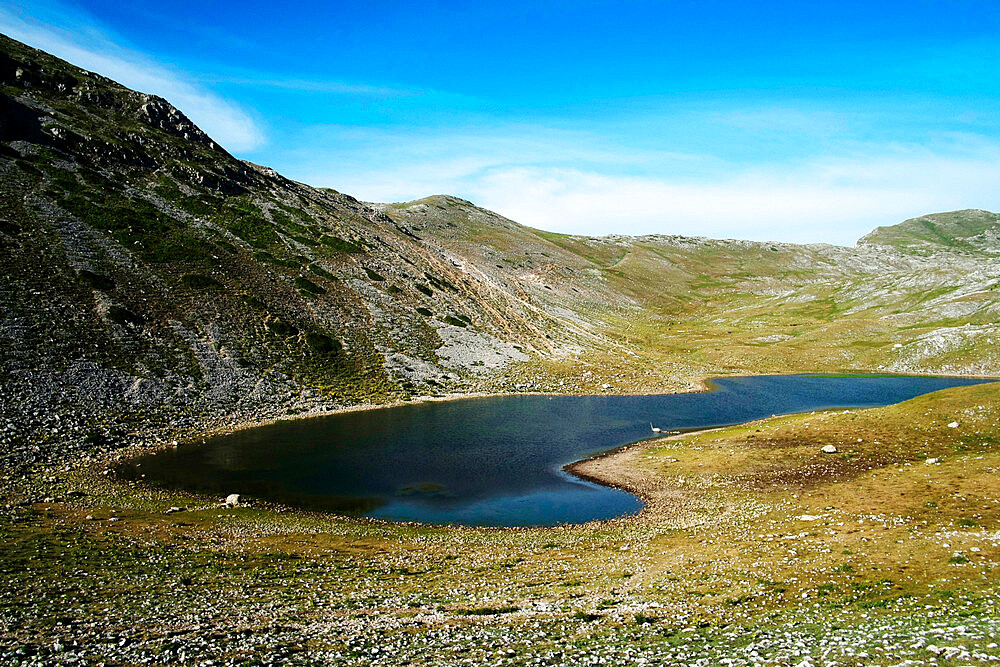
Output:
[2, 0, 999, 245]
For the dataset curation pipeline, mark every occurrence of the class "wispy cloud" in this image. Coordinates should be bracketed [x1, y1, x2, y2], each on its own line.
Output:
[0, 1, 266, 151]
[713, 107, 850, 136]
[209, 76, 414, 97]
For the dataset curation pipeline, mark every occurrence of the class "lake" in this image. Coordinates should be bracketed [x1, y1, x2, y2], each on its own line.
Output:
[119, 374, 993, 527]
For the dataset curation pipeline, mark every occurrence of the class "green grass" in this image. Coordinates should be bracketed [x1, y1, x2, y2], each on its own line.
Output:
[319, 235, 364, 253]
[307, 264, 337, 281]
[455, 605, 519, 616]
[294, 276, 326, 295]
[50, 171, 212, 264]
[305, 331, 341, 354]
[265, 318, 298, 337]
[217, 199, 279, 250]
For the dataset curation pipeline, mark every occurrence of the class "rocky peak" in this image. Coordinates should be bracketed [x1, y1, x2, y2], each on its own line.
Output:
[136, 94, 216, 149]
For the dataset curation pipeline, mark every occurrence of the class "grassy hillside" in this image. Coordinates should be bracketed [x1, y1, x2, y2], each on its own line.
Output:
[859, 209, 1000, 255]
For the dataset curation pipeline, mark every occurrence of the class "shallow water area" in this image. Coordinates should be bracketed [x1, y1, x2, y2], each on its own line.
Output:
[120, 374, 993, 526]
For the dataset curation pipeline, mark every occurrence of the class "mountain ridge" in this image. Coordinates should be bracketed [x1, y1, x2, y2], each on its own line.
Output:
[1, 32, 999, 473]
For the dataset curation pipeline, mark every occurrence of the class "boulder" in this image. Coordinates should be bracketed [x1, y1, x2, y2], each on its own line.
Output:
[821, 444, 837, 454]
[224, 493, 240, 507]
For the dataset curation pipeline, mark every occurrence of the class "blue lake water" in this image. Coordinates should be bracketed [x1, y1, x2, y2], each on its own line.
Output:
[119, 374, 993, 526]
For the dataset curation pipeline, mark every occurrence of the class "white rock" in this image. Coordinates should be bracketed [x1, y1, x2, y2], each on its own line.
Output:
[797, 515, 822, 521]
[225, 493, 240, 506]
[947, 421, 959, 428]
[926, 457, 939, 465]
[821, 445, 838, 454]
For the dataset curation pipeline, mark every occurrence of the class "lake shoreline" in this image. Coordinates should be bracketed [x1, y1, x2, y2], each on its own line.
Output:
[563, 426, 728, 517]
[107, 372, 998, 528]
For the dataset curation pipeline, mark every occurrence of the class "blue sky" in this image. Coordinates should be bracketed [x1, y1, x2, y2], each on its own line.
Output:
[2, 0, 999, 244]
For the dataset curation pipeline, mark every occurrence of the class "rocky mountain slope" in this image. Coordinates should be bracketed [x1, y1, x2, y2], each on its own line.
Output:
[1, 33, 998, 470]
[393, 197, 1000, 384]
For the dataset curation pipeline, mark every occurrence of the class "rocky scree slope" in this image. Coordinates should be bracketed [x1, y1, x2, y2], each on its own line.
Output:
[1, 33, 999, 473]
[0, 35, 591, 471]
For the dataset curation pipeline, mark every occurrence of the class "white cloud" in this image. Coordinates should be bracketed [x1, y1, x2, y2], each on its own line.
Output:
[284, 127, 1000, 246]
[0, 3, 265, 151]
[466, 150, 1000, 245]
[284, 123, 721, 197]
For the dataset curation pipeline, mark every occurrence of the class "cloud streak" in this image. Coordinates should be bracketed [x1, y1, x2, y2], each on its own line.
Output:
[209, 76, 414, 97]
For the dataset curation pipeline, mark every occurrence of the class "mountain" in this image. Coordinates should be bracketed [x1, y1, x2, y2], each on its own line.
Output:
[1, 33, 998, 470]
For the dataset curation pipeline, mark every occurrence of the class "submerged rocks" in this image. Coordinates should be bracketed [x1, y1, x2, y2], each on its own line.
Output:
[821, 445, 838, 454]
